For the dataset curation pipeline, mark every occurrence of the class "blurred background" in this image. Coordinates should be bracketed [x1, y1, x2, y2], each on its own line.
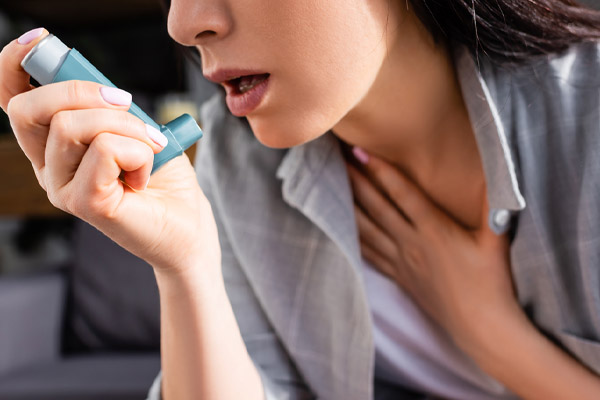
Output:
[0, 1, 599, 400]
[0, 1, 216, 399]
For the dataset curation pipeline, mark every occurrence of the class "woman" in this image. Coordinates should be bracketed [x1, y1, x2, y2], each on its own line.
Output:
[2, 0, 600, 398]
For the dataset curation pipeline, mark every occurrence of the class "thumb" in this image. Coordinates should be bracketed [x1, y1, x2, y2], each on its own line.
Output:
[0, 28, 49, 112]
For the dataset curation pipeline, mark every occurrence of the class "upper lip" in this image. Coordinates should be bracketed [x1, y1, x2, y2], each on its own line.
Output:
[204, 69, 269, 84]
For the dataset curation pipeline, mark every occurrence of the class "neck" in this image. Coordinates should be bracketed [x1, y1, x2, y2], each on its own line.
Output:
[331, 7, 479, 187]
[332, 6, 486, 229]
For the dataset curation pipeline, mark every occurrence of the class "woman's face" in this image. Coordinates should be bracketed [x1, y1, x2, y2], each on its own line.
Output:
[168, 0, 404, 148]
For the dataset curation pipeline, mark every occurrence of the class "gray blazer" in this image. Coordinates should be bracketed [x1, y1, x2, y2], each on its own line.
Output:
[148, 43, 600, 399]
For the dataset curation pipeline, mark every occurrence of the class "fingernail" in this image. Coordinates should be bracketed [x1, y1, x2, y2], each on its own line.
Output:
[18, 28, 44, 45]
[145, 124, 168, 148]
[143, 176, 151, 190]
[352, 146, 369, 164]
[99, 86, 132, 106]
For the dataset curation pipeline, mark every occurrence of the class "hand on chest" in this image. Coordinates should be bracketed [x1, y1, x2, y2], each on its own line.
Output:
[345, 146, 521, 355]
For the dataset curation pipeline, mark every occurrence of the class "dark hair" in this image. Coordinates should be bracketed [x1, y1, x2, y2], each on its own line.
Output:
[408, 0, 600, 63]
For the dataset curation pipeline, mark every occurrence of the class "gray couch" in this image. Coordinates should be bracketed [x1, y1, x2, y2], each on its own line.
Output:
[0, 219, 161, 400]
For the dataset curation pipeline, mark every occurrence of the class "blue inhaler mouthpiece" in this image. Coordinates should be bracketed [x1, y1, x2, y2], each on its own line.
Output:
[21, 34, 203, 174]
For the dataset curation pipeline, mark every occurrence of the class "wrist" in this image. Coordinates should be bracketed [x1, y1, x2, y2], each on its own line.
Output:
[455, 303, 600, 400]
[153, 258, 223, 299]
[456, 300, 535, 371]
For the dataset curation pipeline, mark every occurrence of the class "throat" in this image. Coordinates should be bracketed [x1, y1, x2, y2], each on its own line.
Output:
[340, 134, 487, 231]
[424, 167, 487, 231]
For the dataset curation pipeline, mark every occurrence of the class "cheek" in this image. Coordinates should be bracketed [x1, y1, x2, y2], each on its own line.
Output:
[246, 2, 389, 148]
[248, 64, 374, 149]
[246, 97, 338, 149]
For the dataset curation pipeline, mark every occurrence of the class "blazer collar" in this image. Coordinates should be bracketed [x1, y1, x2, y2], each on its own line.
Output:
[454, 47, 526, 212]
[276, 133, 375, 400]
[276, 133, 363, 271]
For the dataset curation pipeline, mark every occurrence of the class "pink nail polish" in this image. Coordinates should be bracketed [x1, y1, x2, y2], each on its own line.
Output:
[99, 86, 132, 106]
[352, 146, 369, 164]
[17, 28, 44, 45]
[145, 124, 168, 148]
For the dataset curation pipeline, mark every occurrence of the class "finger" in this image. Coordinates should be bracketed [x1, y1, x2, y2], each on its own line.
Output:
[59, 133, 153, 218]
[354, 204, 398, 265]
[360, 241, 398, 282]
[32, 165, 47, 192]
[347, 162, 413, 239]
[45, 108, 167, 190]
[7, 80, 132, 170]
[352, 147, 443, 232]
[86, 133, 153, 190]
[0, 28, 48, 112]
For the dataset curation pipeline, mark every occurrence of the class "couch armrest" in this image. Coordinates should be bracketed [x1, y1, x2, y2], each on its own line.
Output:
[0, 267, 67, 376]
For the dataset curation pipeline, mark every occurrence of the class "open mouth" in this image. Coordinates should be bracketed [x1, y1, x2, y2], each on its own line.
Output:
[226, 73, 270, 95]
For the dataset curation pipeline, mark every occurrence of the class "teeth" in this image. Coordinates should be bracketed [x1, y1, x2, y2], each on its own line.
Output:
[238, 74, 267, 94]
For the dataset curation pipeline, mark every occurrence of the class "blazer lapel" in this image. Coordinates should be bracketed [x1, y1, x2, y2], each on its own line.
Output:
[274, 133, 374, 400]
[200, 99, 375, 399]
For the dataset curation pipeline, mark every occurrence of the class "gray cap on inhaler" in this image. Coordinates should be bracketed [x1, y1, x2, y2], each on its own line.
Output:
[20, 35, 70, 85]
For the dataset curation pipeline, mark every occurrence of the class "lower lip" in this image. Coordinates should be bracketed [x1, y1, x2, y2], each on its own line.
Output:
[225, 76, 270, 117]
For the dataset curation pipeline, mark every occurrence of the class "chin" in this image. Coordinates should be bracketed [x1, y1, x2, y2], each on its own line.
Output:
[247, 114, 328, 149]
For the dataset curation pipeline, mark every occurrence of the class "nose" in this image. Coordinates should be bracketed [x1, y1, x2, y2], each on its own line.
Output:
[167, 0, 232, 46]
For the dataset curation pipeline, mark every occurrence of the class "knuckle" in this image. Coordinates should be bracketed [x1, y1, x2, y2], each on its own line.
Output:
[118, 111, 136, 132]
[49, 111, 73, 141]
[46, 187, 65, 211]
[0, 44, 11, 80]
[67, 196, 87, 217]
[33, 166, 47, 192]
[6, 94, 36, 139]
[91, 132, 113, 156]
[403, 192, 421, 215]
[388, 172, 409, 198]
[6, 94, 23, 121]
[402, 245, 425, 267]
[117, 111, 144, 141]
[370, 163, 385, 179]
[60, 190, 92, 219]
[65, 80, 89, 105]
[388, 185, 404, 206]
[85, 195, 117, 221]
[43, 175, 110, 220]
[369, 206, 386, 223]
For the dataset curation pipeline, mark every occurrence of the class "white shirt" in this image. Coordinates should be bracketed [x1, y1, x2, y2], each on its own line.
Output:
[362, 260, 518, 400]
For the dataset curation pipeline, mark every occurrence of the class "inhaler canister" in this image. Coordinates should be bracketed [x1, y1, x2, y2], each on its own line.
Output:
[21, 34, 203, 174]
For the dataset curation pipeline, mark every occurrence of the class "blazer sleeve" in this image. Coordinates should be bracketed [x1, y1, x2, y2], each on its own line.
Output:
[146, 94, 314, 400]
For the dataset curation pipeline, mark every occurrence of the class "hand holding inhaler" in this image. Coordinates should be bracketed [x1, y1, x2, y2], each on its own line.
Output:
[0, 29, 221, 273]
[21, 34, 203, 173]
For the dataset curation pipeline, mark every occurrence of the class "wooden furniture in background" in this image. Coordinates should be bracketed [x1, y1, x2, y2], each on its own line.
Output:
[0, 134, 65, 216]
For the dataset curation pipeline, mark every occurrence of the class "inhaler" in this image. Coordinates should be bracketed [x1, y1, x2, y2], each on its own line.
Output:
[21, 34, 203, 174]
